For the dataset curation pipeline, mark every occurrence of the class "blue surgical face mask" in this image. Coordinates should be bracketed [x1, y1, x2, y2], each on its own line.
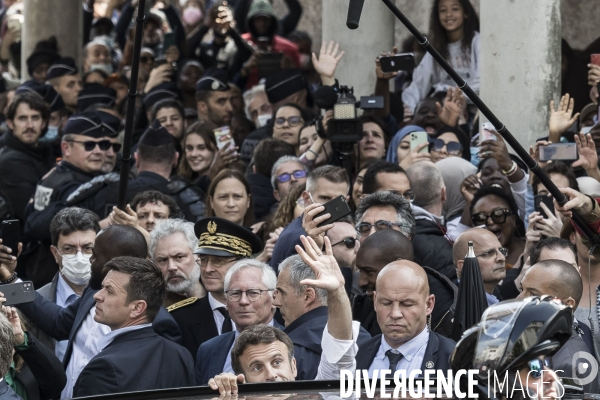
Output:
[40, 126, 59, 142]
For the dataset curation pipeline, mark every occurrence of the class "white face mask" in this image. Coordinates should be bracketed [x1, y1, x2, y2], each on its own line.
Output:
[257, 114, 271, 128]
[61, 251, 92, 285]
[90, 63, 113, 75]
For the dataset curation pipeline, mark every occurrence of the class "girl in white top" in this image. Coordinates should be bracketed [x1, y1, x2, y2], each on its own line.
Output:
[402, 0, 480, 113]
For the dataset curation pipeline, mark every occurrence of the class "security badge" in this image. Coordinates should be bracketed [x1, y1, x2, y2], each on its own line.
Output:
[34, 185, 54, 211]
[425, 361, 434, 369]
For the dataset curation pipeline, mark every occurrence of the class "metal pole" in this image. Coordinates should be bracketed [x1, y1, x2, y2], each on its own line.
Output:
[117, 0, 146, 209]
[379, 0, 600, 244]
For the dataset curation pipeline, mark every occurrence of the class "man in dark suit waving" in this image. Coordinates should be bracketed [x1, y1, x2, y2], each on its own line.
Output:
[355, 260, 455, 377]
[73, 256, 194, 396]
[195, 259, 282, 385]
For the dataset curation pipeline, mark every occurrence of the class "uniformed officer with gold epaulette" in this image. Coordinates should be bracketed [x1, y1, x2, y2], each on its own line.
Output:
[167, 217, 263, 359]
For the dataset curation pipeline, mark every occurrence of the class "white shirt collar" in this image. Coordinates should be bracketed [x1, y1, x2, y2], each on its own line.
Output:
[97, 323, 152, 351]
[208, 292, 227, 311]
[382, 326, 429, 362]
[56, 273, 78, 306]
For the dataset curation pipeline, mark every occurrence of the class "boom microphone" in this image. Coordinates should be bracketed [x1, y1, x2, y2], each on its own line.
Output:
[346, 0, 365, 30]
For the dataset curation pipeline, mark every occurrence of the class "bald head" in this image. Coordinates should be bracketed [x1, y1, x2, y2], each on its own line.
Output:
[405, 161, 445, 211]
[356, 230, 414, 296]
[374, 260, 434, 347]
[518, 259, 583, 309]
[453, 228, 498, 264]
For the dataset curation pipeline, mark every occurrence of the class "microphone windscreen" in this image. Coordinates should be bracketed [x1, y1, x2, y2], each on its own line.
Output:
[346, 0, 365, 30]
[314, 85, 338, 110]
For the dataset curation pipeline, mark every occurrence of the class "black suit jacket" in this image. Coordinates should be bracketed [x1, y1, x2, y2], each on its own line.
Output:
[194, 320, 285, 385]
[73, 326, 194, 397]
[170, 295, 218, 359]
[284, 306, 372, 380]
[356, 331, 456, 374]
[13, 286, 182, 366]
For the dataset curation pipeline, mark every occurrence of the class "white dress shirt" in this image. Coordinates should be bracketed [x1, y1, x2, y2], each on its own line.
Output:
[316, 321, 360, 380]
[208, 293, 236, 334]
[62, 306, 111, 399]
[54, 274, 80, 362]
[222, 319, 275, 374]
[97, 323, 153, 351]
[367, 326, 430, 378]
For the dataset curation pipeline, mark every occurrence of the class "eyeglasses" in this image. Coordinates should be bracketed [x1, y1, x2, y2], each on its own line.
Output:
[225, 289, 274, 302]
[471, 208, 513, 226]
[274, 116, 303, 127]
[388, 190, 415, 202]
[276, 169, 307, 183]
[356, 220, 409, 236]
[196, 256, 238, 268]
[55, 247, 94, 259]
[332, 237, 357, 249]
[526, 358, 552, 379]
[68, 139, 112, 152]
[429, 138, 462, 155]
[110, 143, 122, 152]
[475, 247, 508, 259]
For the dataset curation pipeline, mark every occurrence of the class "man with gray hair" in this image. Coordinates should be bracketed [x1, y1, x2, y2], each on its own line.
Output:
[405, 161, 456, 281]
[355, 191, 416, 243]
[150, 219, 206, 307]
[194, 259, 282, 385]
[274, 255, 370, 380]
[243, 84, 272, 128]
[271, 155, 308, 202]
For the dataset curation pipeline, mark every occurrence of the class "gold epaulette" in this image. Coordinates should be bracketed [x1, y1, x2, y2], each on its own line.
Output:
[167, 297, 198, 312]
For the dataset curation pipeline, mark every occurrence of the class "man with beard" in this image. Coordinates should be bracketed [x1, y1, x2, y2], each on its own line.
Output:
[149, 219, 206, 309]
[453, 228, 507, 305]
[0, 225, 181, 399]
[195, 68, 235, 127]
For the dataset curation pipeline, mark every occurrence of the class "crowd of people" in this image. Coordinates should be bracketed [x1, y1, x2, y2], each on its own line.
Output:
[0, 0, 597, 398]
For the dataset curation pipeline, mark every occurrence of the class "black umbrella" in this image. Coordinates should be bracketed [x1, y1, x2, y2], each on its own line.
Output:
[450, 241, 488, 342]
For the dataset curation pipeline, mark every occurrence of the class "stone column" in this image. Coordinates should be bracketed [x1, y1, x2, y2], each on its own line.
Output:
[480, 0, 561, 147]
[322, 0, 394, 98]
[22, 0, 83, 80]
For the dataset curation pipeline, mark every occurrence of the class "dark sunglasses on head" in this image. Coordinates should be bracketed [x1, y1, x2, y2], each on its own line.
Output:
[429, 138, 462, 155]
[274, 116, 303, 127]
[276, 169, 307, 183]
[332, 237, 356, 249]
[68, 139, 112, 152]
[471, 208, 513, 226]
[526, 358, 552, 379]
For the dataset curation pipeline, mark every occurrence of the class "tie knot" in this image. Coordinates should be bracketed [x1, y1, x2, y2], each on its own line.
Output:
[217, 307, 230, 318]
[386, 349, 403, 366]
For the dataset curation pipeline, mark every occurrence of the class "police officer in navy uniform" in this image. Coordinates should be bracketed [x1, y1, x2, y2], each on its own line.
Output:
[67, 120, 206, 221]
[168, 217, 263, 358]
[20, 111, 117, 286]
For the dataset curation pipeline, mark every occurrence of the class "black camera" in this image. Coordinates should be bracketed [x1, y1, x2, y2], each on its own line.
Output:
[326, 86, 363, 143]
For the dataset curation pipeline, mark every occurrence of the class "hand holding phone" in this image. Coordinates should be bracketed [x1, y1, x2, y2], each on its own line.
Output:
[538, 143, 577, 162]
[481, 122, 498, 142]
[314, 195, 351, 227]
[379, 53, 415, 73]
[1, 220, 19, 256]
[534, 195, 555, 219]
[410, 131, 429, 154]
[0, 281, 35, 306]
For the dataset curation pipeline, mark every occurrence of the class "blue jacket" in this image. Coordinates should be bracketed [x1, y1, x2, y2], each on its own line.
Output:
[284, 306, 372, 380]
[270, 216, 306, 272]
[195, 320, 284, 385]
[73, 326, 194, 397]
[13, 286, 182, 367]
[355, 331, 456, 374]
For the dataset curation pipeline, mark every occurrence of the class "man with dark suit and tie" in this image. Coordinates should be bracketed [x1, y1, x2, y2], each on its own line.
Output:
[355, 260, 456, 377]
[73, 256, 194, 396]
[0, 225, 181, 399]
[195, 259, 282, 385]
[274, 254, 371, 380]
[168, 217, 264, 357]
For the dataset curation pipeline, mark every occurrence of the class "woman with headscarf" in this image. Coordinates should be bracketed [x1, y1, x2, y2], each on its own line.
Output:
[386, 125, 432, 168]
[436, 157, 477, 240]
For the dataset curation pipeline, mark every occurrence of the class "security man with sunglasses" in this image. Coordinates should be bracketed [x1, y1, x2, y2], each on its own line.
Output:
[21, 111, 118, 286]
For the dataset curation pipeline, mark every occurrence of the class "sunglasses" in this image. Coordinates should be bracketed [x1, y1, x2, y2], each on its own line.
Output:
[274, 116, 303, 127]
[471, 208, 513, 226]
[527, 358, 552, 379]
[356, 220, 409, 236]
[68, 139, 112, 152]
[430, 138, 462, 155]
[332, 237, 357, 249]
[276, 169, 307, 183]
[111, 143, 122, 152]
